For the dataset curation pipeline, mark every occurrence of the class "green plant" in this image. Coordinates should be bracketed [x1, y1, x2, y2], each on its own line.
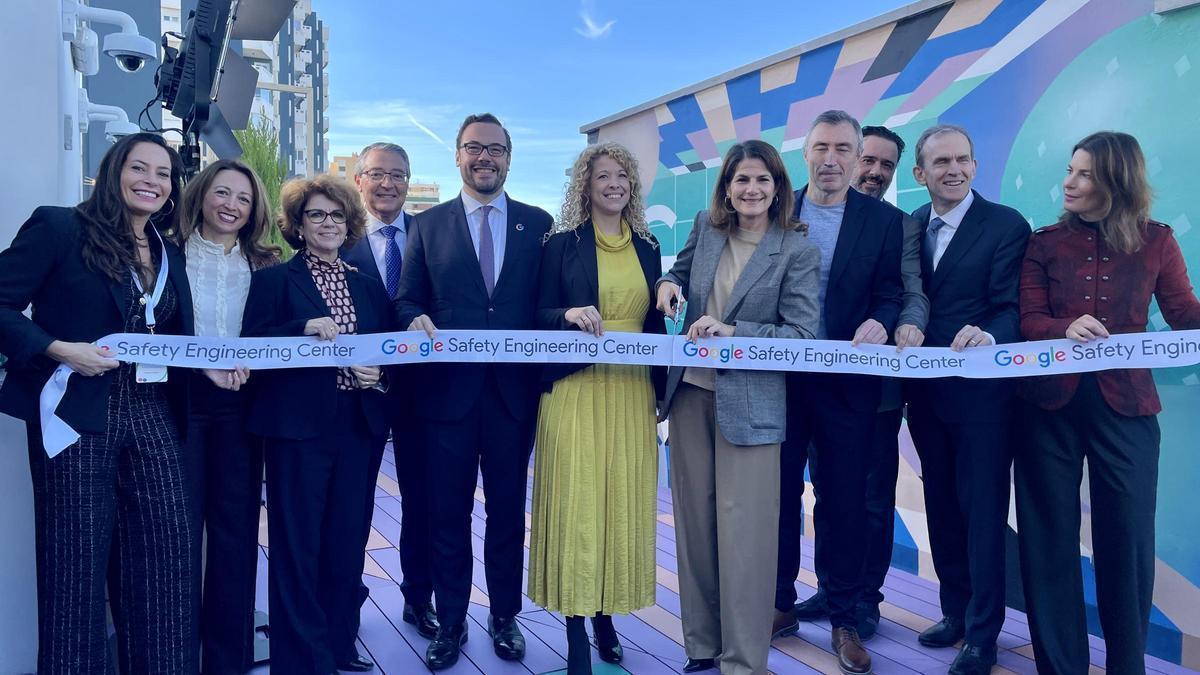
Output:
[234, 117, 294, 260]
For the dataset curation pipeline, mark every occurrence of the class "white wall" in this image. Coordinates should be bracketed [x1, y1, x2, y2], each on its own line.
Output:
[0, 1, 74, 671]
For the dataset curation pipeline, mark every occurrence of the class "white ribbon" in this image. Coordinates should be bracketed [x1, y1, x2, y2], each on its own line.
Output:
[35, 326, 1200, 457]
[38, 230, 170, 457]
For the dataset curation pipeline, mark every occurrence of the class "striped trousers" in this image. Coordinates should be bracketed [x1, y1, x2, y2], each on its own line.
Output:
[26, 369, 199, 674]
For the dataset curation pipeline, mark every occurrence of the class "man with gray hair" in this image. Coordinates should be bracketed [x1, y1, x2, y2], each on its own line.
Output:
[342, 142, 441, 655]
[772, 109, 903, 675]
[905, 123, 1029, 675]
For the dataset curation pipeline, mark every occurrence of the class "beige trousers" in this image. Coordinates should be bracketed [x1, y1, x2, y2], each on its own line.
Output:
[668, 383, 781, 675]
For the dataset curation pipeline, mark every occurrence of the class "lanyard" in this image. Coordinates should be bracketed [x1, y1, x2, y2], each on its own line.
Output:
[131, 227, 170, 333]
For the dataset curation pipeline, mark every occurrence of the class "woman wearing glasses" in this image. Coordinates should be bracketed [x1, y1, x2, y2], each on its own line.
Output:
[241, 175, 394, 675]
[655, 140, 819, 675]
[529, 142, 665, 674]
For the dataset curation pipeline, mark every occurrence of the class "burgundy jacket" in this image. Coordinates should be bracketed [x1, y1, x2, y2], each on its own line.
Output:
[1018, 216, 1200, 416]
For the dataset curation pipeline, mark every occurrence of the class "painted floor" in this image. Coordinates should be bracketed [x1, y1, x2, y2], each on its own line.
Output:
[244, 447, 1194, 675]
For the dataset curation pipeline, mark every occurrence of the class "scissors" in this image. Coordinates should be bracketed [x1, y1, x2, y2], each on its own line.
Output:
[665, 298, 688, 336]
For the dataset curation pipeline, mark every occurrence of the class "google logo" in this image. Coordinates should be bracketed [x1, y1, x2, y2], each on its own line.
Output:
[380, 338, 443, 357]
[682, 340, 744, 364]
[993, 348, 1066, 368]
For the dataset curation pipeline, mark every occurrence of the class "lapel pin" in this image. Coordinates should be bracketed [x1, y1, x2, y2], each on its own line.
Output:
[516, 223, 525, 232]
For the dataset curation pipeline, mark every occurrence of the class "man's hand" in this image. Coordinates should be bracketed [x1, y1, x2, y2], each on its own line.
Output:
[1065, 314, 1110, 343]
[408, 314, 437, 338]
[950, 325, 994, 352]
[894, 324, 925, 351]
[851, 319, 888, 346]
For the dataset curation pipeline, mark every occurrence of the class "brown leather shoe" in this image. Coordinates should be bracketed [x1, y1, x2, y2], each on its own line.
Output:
[831, 627, 871, 675]
[771, 609, 799, 639]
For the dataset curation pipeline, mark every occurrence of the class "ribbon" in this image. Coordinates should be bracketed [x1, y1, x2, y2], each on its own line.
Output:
[81, 328, 1200, 376]
[36, 326, 1200, 457]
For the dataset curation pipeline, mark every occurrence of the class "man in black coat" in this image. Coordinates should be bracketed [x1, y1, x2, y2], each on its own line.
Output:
[395, 113, 552, 671]
[905, 124, 1030, 675]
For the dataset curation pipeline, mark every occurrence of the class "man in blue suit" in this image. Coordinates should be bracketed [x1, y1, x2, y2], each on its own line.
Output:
[343, 142, 440, 646]
[395, 113, 553, 671]
[905, 124, 1029, 675]
[773, 110, 903, 675]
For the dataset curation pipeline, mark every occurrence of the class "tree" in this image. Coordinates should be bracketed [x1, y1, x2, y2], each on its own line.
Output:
[234, 117, 293, 259]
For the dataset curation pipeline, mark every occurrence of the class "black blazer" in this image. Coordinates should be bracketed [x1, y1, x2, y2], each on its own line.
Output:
[341, 211, 410, 295]
[0, 206, 194, 434]
[907, 190, 1030, 423]
[241, 253, 394, 440]
[394, 195, 554, 422]
[535, 221, 667, 400]
[793, 186, 904, 412]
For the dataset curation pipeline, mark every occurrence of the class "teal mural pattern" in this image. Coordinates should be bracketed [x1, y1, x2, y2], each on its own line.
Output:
[595, 0, 1200, 666]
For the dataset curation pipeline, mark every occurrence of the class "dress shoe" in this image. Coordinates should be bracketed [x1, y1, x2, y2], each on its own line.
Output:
[771, 609, 799, 639]
[855, 602, 881, 642]
[793, 589, 831, 620]
[336, 653, 375, 672]
[425, 621, 468, 671]
[488, 614, 526, 660]
[918, 616, 965, 648]
[402, 602, 440, 640]
[949, 643, 997, 675]
[831, 627, 872, 675]
[682, 657, 716, 672]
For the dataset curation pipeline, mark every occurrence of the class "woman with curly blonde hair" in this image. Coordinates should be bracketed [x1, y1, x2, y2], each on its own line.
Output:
[529, 142, 666, 673]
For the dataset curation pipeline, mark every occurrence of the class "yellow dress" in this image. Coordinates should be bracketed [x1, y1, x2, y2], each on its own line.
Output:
[528, 223, 658, 616]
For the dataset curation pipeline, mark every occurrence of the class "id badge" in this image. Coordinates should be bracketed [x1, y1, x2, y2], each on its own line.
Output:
[135, 363, 169, 384]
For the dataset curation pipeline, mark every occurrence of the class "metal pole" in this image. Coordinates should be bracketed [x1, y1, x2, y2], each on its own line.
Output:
[255, 80, 315, 175]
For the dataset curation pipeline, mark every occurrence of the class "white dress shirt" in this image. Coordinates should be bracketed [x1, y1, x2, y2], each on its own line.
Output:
[365, 211, 407, 279]
[185, 232, 253, 337]
[928, 189, 974, 270]
[460, 191, 507, 280]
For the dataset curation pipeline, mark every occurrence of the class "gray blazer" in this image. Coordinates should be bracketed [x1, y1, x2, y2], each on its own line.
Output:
[660, 211, 820, 446]
[881, 211, 932, 411]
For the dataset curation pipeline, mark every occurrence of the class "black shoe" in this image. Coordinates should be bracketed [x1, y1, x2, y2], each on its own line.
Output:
[682, 657, 716, 672]
[402, 602, 440, 640]
[591, 614, 622, 664]
[425, 621, 468, 671]
[489, 614, 526, 661]
[793, 589, 830, 620]
[918, 616, 965, 648]
[855, 602, 881, 642]
[336, 652, 375, 672]
[949, 643, 997, 675]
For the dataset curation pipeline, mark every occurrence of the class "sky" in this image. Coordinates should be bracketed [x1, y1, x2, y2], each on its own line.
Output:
[313, 0, 913, 215]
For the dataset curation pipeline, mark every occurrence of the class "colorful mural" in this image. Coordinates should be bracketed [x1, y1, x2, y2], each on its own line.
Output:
[589, 0, 1200, 667]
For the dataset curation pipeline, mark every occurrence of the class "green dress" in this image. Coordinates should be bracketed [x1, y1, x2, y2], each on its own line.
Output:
[528, 223, 658, 616]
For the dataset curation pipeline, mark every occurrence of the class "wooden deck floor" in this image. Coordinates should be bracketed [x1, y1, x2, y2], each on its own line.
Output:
[246, 448, 1195, 675]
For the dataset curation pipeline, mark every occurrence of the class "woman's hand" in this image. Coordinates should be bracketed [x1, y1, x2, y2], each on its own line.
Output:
[304, 317, 339, 341]
[203, 366, 250, 391]
[656, 282, 685, 320]
[565, 305, 604, 336]
[350, 365, 382, 389]
[1065, 314, 1110, 342]
[45, 341, 119, 376]
[686, 315, 734, 341]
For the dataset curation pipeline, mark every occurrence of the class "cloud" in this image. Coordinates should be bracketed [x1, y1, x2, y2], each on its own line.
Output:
[575, 0, 615, 39]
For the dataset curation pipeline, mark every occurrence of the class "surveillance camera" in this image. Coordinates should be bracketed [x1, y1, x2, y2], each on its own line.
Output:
[104, 120, 141, 142]
[102, 32, 157, 73]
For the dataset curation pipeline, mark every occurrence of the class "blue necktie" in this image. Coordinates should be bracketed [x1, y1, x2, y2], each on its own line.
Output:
[924, 217, 947, 272]
[381, 224, 401, 298]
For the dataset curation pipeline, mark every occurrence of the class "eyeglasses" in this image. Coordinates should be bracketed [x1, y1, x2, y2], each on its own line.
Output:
[303, 209, 347, 224]
[360, 169, 410, 184]
[460, 142, 509, 157]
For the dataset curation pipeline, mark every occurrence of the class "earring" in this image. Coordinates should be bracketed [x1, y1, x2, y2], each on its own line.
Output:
[772, 194, 780, 205]
[723, 196, 736, 213]
[150, 198, 176, 222]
